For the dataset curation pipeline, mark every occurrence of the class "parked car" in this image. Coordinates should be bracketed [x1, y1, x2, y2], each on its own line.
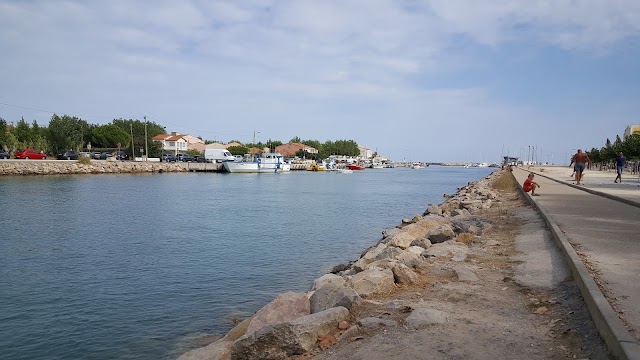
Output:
[99, 152, 113, 160]
[15, 149, 47, 160]
[91, 152, 101, 159]
[177, 153, 195, 162]
[161, 154, 177, 162]
[113, 151, 128, 160]
[193, 155, 206, 163]
[0, 151, 9, 159]
[57, 151, 80, 160]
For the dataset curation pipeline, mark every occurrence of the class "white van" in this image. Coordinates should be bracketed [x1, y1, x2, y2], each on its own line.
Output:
[204, 149, 235, 163]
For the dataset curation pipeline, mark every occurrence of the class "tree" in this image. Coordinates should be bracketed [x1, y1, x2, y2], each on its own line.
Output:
[14, 117, 31, 146]
[0, 117, 17, 152]
[92, 124, 131, 148]
[47, 114, 88, 153]
[227, 145, 249, 155]
[289, 136, 301, 143]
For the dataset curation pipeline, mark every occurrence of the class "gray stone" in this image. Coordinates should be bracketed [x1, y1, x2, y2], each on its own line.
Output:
[309, 283, 361, 313]
[231, 307, 349, 360]
[409, 238, 432, 249]
[392, 264, 420, 284]
[422, 241, 469, 258]
[311, 273, 345, 291]
[347, 267, 395, 298]
[405, 308, 448, 329]
[177, 340, 232, 360]
[394, 251, 424, 268]
[455, 268, 479, 282]
[245, 292, 310, 336]
[426, 224, 455, 244]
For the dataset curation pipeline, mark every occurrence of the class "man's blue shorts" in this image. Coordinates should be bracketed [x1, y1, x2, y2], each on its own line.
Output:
[617, 165, 624, 176]
[574, 163, 585, 173]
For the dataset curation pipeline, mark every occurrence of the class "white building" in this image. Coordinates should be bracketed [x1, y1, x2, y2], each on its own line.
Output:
[624, 125, 640, 138]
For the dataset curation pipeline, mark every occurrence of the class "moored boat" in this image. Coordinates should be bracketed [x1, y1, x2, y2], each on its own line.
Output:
[347, 164, 365, 170]
[307, 161, 327, 171]
[223, 153, 291, 173]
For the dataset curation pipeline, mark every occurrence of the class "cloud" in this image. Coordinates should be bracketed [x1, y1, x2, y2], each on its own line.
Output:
[1, 0, 640, 161]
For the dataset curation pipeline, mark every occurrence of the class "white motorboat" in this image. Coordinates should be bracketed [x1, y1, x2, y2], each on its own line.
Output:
[338, 168, 353, 174]
[223, 153, 291, 173]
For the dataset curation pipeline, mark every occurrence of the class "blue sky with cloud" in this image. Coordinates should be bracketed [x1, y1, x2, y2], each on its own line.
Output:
[1, 0, 639, 163]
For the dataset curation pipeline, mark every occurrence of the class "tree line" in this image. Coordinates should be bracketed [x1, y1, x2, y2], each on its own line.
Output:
[226, 137, 360, 158]
[585, 134, 640, 164]
[0, 115, 166, 157]
[1, 115, 362, 158]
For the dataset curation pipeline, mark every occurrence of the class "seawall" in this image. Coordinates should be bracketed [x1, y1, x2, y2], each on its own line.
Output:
[0, 160, 191, 175]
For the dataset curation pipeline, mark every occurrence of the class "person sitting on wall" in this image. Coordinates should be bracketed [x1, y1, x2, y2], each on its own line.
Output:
[523, 172, 541, 196]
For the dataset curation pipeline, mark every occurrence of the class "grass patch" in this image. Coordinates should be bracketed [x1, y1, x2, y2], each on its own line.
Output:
[77, 156, 92, 165]
[491, 171, 516, 191]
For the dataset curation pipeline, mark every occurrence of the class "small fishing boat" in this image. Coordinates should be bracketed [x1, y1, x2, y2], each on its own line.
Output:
[223, 153, 291, 173]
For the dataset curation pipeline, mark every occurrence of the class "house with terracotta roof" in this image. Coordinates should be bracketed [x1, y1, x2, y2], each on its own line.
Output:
[152, 132, 205, 153]
[274, 143, 318, 157]
[152, 132, 187, 153]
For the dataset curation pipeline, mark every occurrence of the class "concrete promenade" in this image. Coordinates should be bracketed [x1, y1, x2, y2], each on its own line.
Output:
[513, 165, 640, 360]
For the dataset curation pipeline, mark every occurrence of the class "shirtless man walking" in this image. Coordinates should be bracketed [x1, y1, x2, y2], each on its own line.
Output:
[570, 149, 590, 185]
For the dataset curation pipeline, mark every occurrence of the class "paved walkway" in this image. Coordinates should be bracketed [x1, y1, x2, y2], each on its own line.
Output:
[513, 166, 640, 360]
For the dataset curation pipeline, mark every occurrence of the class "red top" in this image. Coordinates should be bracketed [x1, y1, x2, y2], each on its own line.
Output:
[523, 178, 534, 192]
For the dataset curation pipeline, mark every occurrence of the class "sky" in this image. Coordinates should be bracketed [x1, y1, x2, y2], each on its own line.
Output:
[1, 1, 639, 163]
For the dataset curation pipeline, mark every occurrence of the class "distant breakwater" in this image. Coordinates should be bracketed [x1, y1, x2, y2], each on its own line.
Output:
[0, 160, 196, 176]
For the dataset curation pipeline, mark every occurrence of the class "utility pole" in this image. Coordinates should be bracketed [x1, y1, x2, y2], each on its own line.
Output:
[144, 116, 148, 161]
[130, 122, 135, 161]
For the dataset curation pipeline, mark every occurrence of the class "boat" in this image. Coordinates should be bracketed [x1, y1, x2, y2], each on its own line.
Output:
[371, 158, 384, 169]
[337, 168, 353, 174]
[307, 161, 327, 171]
[411, 162, 422, 169]
[223, 153, 291, 173]
[347, 164, 365, 170]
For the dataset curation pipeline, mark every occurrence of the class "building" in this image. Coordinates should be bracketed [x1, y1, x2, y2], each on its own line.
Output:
[152, 133, 188, 154]
[624, 125, 640, 138]
[358, 146, 373, 159]
[274, 143, 319, 157]
[152, 132, 204, 153]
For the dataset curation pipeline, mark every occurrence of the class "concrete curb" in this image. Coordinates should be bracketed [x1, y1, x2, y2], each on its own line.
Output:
[512, 170, 640, 360]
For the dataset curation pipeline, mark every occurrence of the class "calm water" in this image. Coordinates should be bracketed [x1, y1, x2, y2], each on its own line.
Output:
[0, 166, 493, 359]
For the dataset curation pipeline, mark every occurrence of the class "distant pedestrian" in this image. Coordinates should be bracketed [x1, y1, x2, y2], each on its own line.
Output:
[570, 149, 590, 185]
[614, 152, 626, 183]
[523, 173, 541, 196]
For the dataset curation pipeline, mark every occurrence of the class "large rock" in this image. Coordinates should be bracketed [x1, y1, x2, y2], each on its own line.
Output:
[231, 307, 349, 360]
[347, 267, 395, 298]
[426, 224, 455, 244]
[394, 251, 424, 268]
[353, 243, 389, 271]
[309, 283, 361, 313]
[405, 308, 448, 329]
[177, 340, 233, 360]
[450, 216, 492, 235]
[311, 274, 345, 291]
[422, 240, 469, 258]
[245, 292, 310, 336]
[392, 264, 420, 284]
[382, 218, 448, 249]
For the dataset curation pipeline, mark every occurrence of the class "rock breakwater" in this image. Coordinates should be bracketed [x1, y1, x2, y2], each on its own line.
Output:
[178, 169, 501, 360]
[0, 160, 189, 175]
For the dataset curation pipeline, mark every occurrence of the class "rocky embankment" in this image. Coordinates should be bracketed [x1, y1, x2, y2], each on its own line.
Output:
[0, 160, 189, 175]
[179, 170, 501, 360]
